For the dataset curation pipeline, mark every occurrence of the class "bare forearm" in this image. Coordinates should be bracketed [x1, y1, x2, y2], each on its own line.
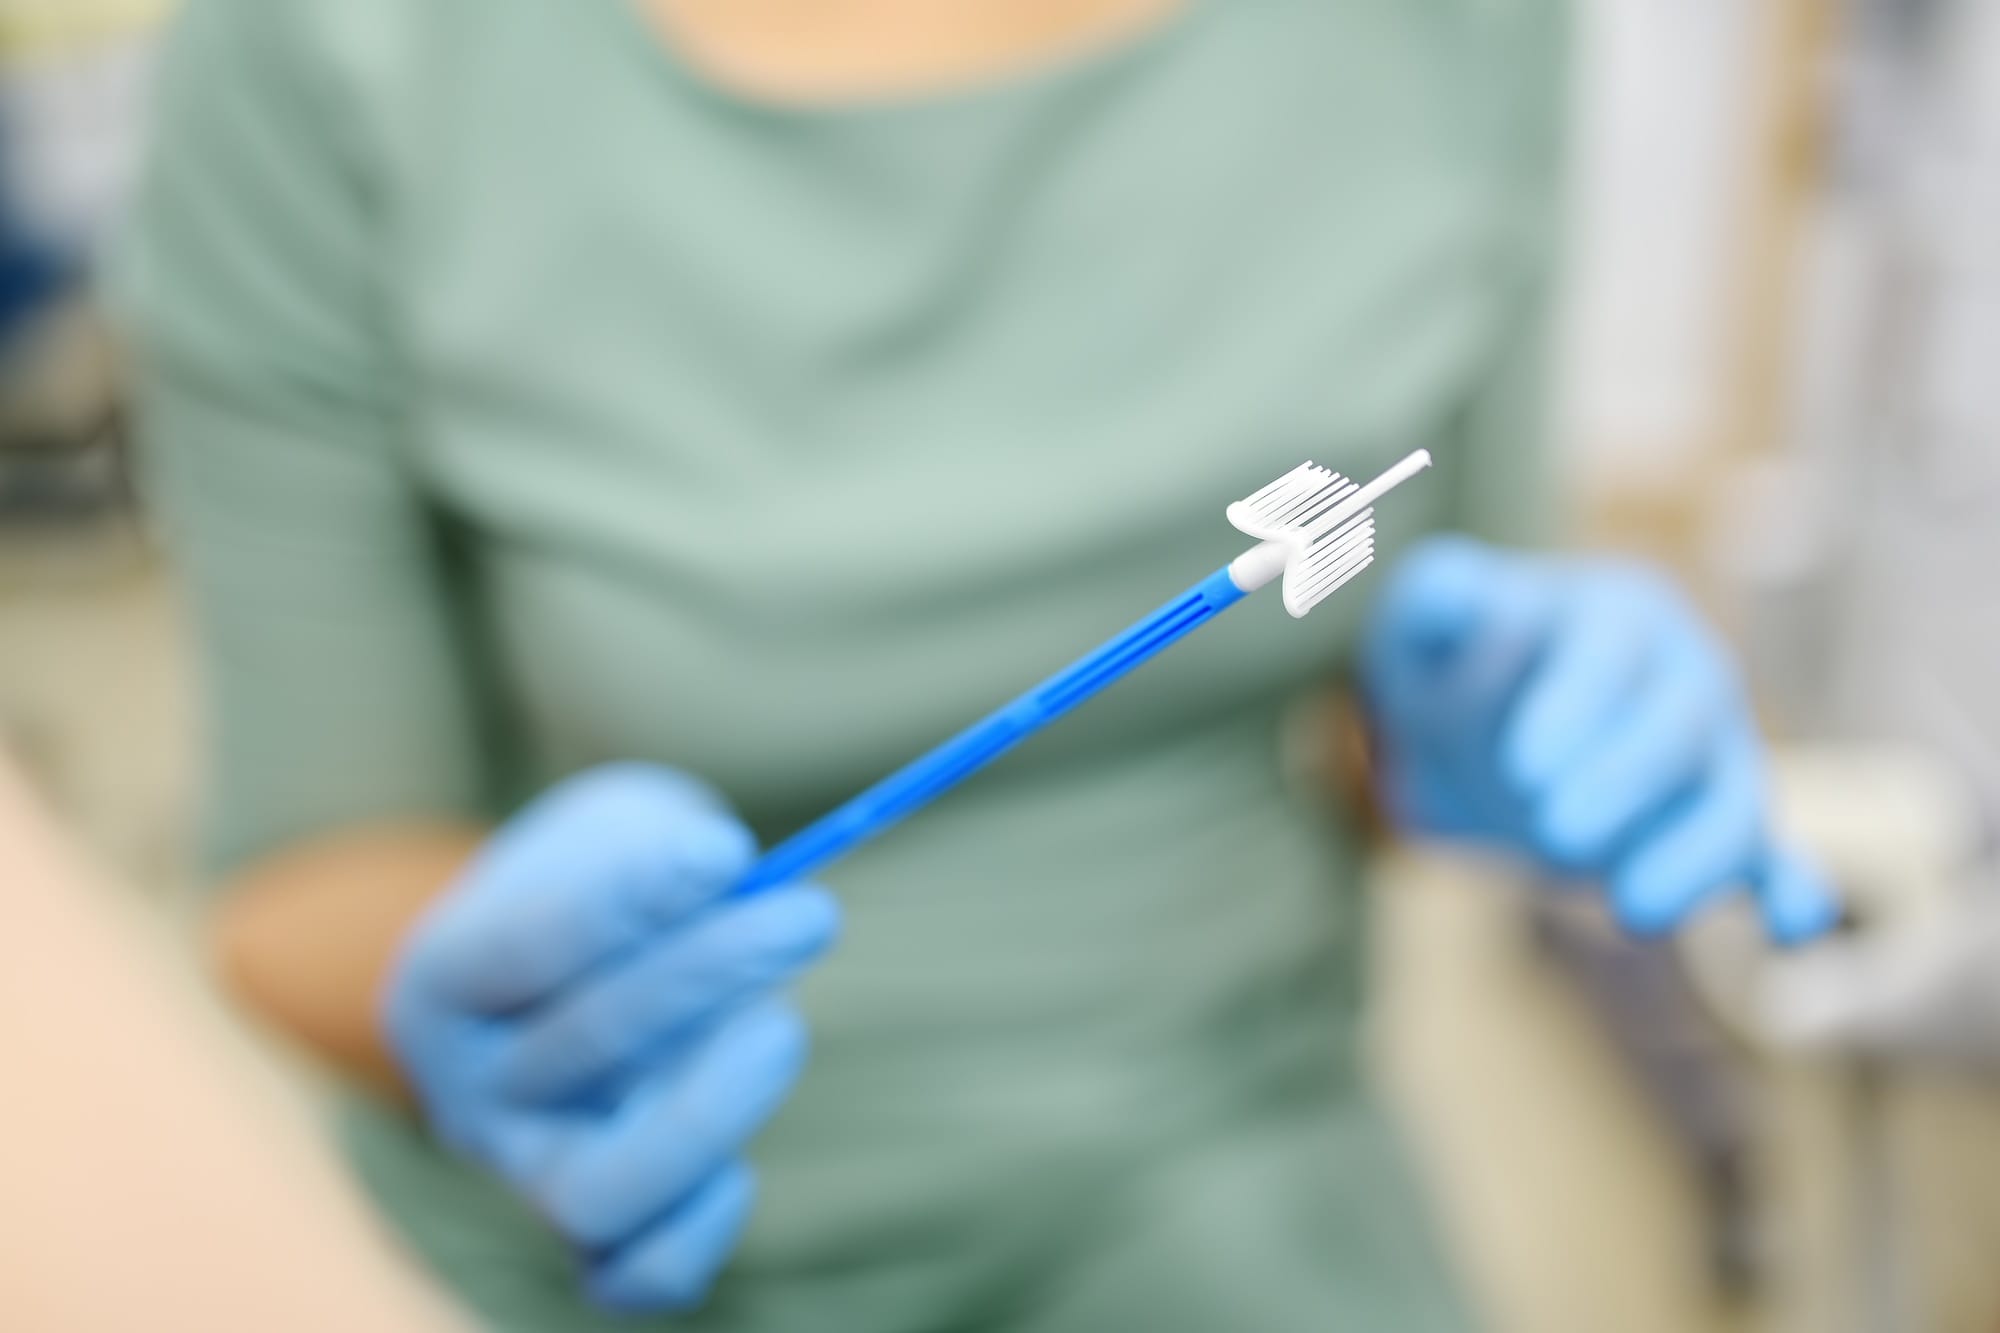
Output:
[212, 823, 487, 1096]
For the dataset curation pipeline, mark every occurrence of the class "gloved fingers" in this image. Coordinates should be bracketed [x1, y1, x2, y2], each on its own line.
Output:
[1375, 753, 1489, 839]
[458, 1100, 582, 1186]
[1363, 538, 1562, 846]
[1363, 536, 1549, 724]
[1365, 537, 1500, 661]
[584, 1163, 757, 1313]
[532, 1001, 807, 1251]
[495, 886, 839, 1104]
[1752, 844, 1842, 948]
[386, 1007, 531, 1164]
[1501, 570, 1663, 797]
[1534, 643, 1726, 867]
[413, 764, 758, 1014]
[1607, 732, 1764, 936]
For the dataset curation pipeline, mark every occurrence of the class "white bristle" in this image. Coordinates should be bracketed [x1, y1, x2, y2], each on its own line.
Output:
[1226, 450, 1431, 617]
[1284, 515, 1376, 617]
[1228, 462, 1359, 538]
[1238, 463, 1325, 511]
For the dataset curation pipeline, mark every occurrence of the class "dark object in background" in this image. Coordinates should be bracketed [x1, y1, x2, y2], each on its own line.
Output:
[0, 294, 131, 526]
[1531, 896, 1769, 1298]
[0, 182, 64, 347]
[0, 121, 130, 527]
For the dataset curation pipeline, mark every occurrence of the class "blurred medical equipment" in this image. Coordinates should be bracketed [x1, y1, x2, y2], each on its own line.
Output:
[0, 2, 157, 521]
[0, 126, 58, 343]
[1714, 0, 2000, 1063]
[1730, 0, 2000, 814]
[1667, 1, 2000, 1327]
[1665, 749, 1988, 1333]
[1755, 752, 1994, 1066]
[740, 451, 1431, 895]
[0, 2, 158, 255]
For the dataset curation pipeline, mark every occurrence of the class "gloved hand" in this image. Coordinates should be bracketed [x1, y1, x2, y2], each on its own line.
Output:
[1362, 536, 1838, 945]
[384, 764, 840, 1312]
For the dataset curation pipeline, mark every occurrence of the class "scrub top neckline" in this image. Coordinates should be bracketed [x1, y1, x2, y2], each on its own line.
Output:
[595, 0, 1209, 125]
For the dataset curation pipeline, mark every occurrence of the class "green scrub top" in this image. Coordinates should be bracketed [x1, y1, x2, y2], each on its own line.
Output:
[119, 0, 1566, 1328]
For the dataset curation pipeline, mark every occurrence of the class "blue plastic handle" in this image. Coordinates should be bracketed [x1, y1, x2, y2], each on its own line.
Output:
[738, 566, 1248, 894]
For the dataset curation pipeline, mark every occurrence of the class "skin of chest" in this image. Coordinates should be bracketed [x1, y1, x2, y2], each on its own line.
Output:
[642, 0, 1184, 103]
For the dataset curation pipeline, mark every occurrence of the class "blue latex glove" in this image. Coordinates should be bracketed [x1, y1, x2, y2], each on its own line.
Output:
[384, 765, 840, 1311]
[1361, 537, 1838, 945]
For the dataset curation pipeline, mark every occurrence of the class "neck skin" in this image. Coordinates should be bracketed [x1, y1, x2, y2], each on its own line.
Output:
[639, 0, 1181, 104]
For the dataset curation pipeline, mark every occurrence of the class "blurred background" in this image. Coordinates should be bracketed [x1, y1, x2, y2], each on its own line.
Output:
[3, 0, 1997, 1329]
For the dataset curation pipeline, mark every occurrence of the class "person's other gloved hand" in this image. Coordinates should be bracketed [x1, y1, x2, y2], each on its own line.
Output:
[384, 765, 840, 1312]
[1361, 536, 1838, 945]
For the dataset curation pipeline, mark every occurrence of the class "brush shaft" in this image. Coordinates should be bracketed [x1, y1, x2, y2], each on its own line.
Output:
[1300, 448, 1431, 541]
[738, 566, 1247, 894]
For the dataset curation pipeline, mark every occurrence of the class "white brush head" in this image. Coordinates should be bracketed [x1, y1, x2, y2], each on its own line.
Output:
[1226, 450, 1430, 618]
